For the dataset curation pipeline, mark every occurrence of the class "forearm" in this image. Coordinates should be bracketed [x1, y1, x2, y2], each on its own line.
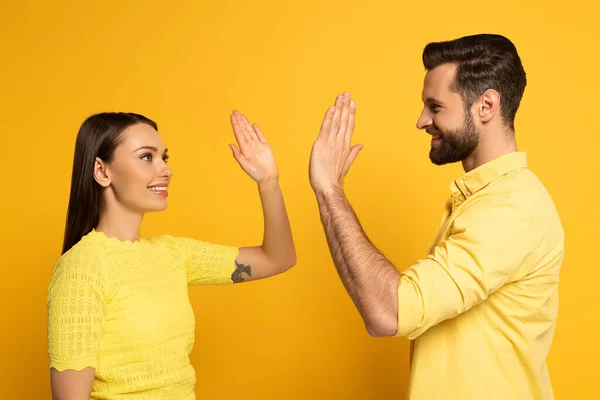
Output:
[316, 186, 399, 336]
[257, 179, 296, 269]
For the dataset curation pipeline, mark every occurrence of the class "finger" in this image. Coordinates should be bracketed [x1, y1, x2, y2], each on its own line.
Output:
[342, 144, 363, 176]
[253, 123, 268, 144]
[230, 112, 249, 147]
[241, 114, 258, 141]
[231, 113, 251, 157]
[345, 100, 356, 148]
[329, 95, 344, 142]
[230, 143, 250, 167]
[337, 92, 351, 142]
[318, 106, 335, 140]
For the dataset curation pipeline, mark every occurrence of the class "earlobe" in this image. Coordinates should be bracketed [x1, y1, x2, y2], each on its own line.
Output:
[93, 157, 111, 188]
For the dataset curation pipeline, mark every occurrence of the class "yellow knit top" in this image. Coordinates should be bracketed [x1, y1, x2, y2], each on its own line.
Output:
[47, 229, 239, 399]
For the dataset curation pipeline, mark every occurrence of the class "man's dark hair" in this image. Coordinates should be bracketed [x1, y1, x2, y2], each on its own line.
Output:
[423, 34, 526, 130]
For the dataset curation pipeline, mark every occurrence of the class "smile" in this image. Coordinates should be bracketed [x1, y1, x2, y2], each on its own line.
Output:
[148, 186, 168, 196]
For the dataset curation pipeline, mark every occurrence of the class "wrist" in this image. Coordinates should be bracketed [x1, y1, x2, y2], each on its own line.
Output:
[257, 177, 280, 191]
[314, 184, 344, 201]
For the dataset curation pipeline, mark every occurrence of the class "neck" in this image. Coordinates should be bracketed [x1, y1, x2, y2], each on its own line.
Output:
[462, 126, 518, 172]
[95, 200, 144, 242]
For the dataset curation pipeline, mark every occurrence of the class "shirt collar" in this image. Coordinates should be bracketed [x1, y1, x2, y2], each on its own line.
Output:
[450, 151, 528, 208]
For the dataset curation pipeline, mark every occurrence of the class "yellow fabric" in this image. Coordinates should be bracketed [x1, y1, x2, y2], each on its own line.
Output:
[47, 230, 239, 399]
[396, 152, 564, 400]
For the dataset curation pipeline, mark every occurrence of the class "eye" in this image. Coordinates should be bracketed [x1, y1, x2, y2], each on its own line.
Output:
[162, 154, 170, 164]
[430, 104, 441, 113]
[140, 153, 152, 162]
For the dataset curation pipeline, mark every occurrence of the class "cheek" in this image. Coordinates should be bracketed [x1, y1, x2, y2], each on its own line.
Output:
[432, 115, 447, 131]
[434, 112, 462, 131]
[111, 162, 153, 191]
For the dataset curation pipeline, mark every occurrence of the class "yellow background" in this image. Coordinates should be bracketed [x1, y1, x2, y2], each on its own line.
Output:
[1, 0, 598, 398]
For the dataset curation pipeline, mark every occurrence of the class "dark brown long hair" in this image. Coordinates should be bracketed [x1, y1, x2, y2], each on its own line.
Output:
[62, 112, 158, 254]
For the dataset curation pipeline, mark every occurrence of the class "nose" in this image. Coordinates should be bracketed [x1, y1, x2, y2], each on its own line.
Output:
[160, 162, 172, 180]
[416, 108, 432, 130]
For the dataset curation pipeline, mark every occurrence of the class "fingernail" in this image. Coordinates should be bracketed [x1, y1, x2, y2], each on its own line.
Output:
[329, 106, 335, 112]
[350, 101, 356, 108]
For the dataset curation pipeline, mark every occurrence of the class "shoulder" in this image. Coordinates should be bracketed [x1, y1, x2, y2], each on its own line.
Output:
[144, 234, 237, 261]
[53, 237, 105, 276]
[143, 234, 196, 263]
[144, 233, 187, 249]
[144, 234, 220, 249]
[465, 167, 556, 218]
[492, 168, 562, 228]
[461, 191, 532, 221]
[48, 236, 109, 299]
[462, 170, 563, 247]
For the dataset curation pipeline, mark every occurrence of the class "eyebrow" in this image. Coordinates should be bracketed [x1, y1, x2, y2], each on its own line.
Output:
[132, 146, 168, 154]
[424, 97, 445, 105]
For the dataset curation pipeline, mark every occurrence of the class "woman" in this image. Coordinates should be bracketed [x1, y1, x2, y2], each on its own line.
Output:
[47, 111, 296, 399]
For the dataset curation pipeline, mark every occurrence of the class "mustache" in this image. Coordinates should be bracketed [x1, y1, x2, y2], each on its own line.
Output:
[426, 127, 442, 136]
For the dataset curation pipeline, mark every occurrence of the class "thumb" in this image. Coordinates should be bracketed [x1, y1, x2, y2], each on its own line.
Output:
[342, 144, 363, 176]
[230, 144, 243, 163]
[230, 144, 252, 173]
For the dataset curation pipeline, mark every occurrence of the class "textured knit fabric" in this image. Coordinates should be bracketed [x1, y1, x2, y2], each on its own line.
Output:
[395, 152, 564, 399]
[47, 229, 239, 399]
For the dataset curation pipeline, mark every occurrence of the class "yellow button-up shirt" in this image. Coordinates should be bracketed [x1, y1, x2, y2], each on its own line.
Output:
[396, 152, 564, 399]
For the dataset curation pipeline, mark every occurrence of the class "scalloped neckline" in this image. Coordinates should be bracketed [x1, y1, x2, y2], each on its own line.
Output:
[89, 228, 144, 246]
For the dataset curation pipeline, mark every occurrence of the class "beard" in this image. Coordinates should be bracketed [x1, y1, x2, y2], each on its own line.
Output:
[428, 111, 479, 166]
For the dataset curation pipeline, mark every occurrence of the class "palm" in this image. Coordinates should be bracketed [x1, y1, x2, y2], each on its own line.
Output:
[229, 111, 278, 182]
[309, 92, 363, 193]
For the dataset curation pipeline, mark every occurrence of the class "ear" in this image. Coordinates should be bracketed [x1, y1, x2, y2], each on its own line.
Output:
[477, 89, 501, 123]
[93, 157, 111, 188]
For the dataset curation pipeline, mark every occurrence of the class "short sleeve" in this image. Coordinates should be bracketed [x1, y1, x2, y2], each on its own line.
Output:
[395, 195, 535, 339]
[47, 248, 106, 371]
[173, 237, 240, 285]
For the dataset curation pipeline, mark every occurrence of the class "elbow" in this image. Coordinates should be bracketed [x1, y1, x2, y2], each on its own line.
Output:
[287, 249, 297, 270]
[366, 322, 397, 338]
[285, 248, 297, 271]
[283, 254, 297, 272]
[365, 311, 398, 338]
[277, 251, 297, 274]
[261, 245, 296, 275]
[364, 281, 400, 338]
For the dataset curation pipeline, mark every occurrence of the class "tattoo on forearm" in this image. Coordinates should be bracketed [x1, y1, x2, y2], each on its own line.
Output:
[231, 261, 252, 283]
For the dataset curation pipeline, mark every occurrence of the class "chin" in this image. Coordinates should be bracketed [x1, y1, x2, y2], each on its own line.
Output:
[154, 203, 168, 212]
[429, 151, 448, 166]
[142, 201, 168, 213]
[429, 149, 465, 166]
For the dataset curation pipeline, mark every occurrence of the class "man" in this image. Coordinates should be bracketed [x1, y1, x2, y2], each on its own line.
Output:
[309, 34, 564, 399]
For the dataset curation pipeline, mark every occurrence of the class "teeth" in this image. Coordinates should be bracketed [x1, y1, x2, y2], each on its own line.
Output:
[149, 187, 167, 191]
